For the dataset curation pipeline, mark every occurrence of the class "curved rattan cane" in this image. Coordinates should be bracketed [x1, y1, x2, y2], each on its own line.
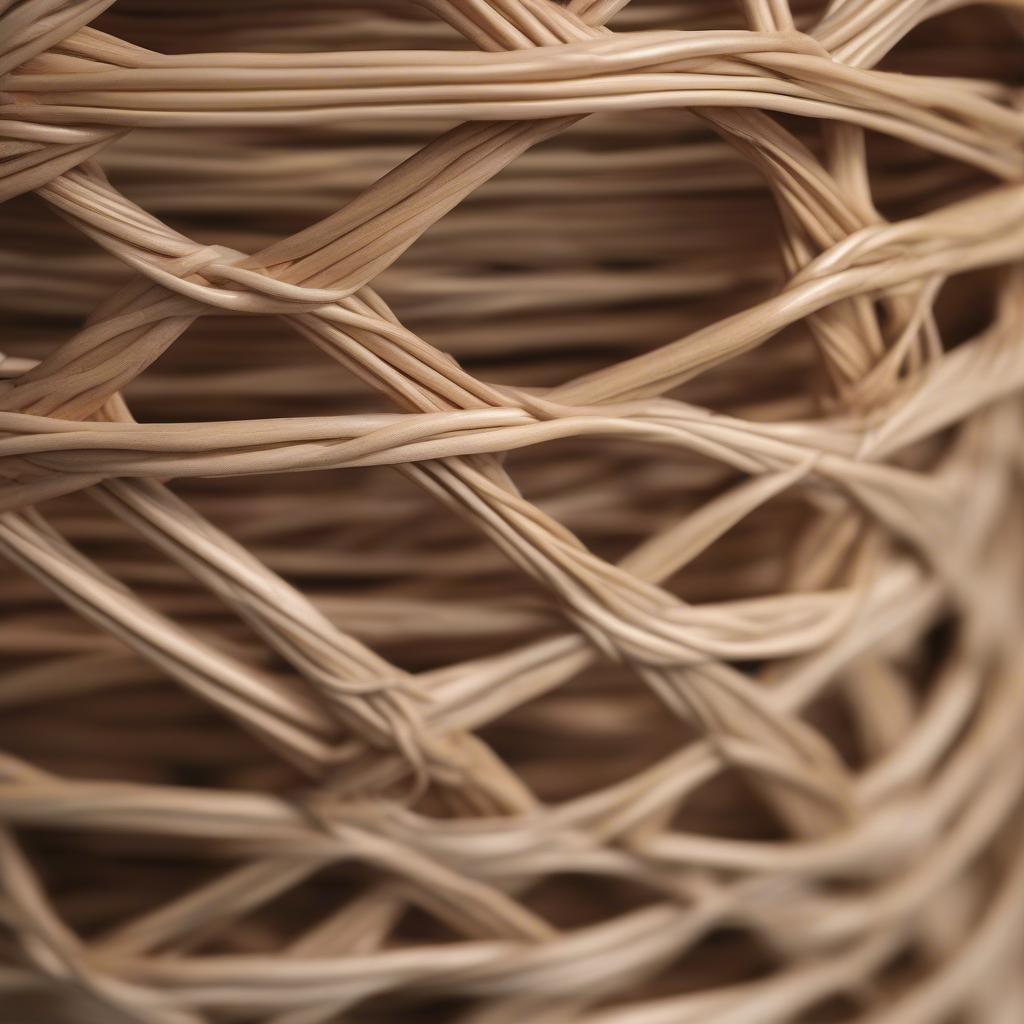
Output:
[1, 0, 1023, 1021]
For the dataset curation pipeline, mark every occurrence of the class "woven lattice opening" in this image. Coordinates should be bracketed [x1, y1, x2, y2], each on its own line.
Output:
[2, 1, 1024, 1022]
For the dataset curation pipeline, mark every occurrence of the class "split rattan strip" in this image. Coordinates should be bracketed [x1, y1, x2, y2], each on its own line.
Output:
[1, 0, 1023, 1021]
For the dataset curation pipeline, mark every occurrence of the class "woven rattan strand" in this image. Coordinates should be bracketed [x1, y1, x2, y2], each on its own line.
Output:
[1, 1, 1023, 1021]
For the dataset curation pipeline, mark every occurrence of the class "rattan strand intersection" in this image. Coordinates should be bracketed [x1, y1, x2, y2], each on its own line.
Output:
[1, 1, 1023, 1022]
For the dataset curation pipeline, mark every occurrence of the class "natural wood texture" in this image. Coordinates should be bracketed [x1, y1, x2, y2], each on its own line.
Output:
[1, 1, 1023, 1021]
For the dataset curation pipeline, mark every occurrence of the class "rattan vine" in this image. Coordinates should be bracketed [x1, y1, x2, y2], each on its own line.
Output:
[1, 0, 1023, 1022]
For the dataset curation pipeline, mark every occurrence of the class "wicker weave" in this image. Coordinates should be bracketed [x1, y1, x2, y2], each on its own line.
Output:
[1, 0, 1023, 1021]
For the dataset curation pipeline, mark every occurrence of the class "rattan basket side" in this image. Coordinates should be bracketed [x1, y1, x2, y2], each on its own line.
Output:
[1, 1, 1023, 1022]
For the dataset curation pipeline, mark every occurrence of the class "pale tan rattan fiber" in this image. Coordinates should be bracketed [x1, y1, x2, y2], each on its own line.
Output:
[1, 0, 1024, 1021]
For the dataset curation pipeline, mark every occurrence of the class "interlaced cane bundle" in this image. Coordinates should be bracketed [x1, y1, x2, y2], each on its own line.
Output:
[1, 0, 1024, 1021]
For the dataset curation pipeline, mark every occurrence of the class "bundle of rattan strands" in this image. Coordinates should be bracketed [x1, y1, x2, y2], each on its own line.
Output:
[2, 0, 1024, 1020]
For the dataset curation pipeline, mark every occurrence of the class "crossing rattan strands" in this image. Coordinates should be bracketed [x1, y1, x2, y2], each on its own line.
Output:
[1, 0, 1023, 1021]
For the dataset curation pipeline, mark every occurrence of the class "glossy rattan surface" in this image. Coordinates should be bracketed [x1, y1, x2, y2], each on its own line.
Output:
[1, 1, 1023, 1022]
